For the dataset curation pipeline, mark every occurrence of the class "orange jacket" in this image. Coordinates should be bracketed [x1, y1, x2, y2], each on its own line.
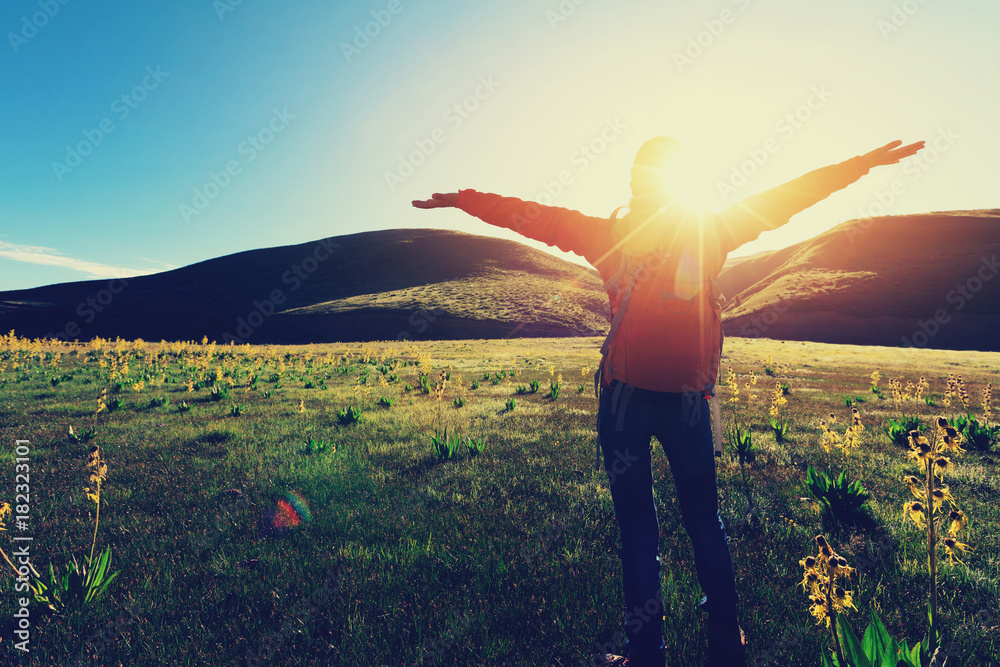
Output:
[456, 155, 871, 393]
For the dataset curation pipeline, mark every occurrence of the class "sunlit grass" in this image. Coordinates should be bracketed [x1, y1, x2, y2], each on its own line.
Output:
[0, 333, 997, 665]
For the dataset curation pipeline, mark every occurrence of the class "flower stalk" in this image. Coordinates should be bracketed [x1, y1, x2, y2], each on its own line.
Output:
[903, 417, 971, 654]
[801, 534, 856, 665]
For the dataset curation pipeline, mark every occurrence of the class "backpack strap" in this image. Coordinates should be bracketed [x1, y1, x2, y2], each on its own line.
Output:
[593, 252, 647, 470]
[707, 272, 726, 456]
[593, 254, 646, 396]
[711, 391, 724, 457]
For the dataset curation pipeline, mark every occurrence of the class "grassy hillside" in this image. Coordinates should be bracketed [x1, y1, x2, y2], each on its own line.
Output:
[0, 229, 607, 344]
[6, 211, 1000, 351]
[1, 333, 997, 666]
[720, 211, 1000, 350]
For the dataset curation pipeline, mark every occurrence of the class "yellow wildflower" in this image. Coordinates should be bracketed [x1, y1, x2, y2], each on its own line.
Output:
[940, 426, 965, 454]
[832, 586, 857, 613]
[802, 535, 855, 629]
[828, 555, 854, 580]
[809, 594, 828, 626]
[851, 407, 863, 430]
[931, 486, 955, 513]
[870, 370, 881, 389]
[83, 445, 106, 504]
[947, 509, 967, 536]
[903, 475, 924, 499]
[941, 537, 972, 565]
[932, 456, 951, 480]
[907, 441, 933, 470]
[800, 568, 823, 596]
[905, 501, 926, 528]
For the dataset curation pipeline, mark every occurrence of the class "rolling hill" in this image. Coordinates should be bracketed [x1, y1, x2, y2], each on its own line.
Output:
[3, 211, 999, 351]
[0, 229, 608, 344]
[717, 210, 1000, 351]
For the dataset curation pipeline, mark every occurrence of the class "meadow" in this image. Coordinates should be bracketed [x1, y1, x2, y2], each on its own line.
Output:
[0, 331, 997, 666]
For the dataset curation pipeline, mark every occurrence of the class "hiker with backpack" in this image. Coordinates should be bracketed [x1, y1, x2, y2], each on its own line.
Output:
[412, 136, 924, 667]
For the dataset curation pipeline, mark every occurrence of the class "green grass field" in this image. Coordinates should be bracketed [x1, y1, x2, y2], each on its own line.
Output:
[0, 333, 997, 666]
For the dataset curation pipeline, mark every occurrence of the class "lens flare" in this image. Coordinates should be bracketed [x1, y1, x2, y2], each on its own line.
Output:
[262, 490, 312, 535]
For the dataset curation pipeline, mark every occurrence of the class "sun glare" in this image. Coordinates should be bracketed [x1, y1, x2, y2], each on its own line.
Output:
[660, 143, 720, 213]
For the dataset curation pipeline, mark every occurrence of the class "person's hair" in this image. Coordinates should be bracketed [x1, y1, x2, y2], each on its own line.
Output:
[608, 136, 684, 254]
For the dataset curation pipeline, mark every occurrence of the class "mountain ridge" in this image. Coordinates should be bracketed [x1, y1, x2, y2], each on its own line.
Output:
[3, 211, 999, 351]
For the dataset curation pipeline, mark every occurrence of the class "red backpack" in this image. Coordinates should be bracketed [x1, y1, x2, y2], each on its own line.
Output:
[592, 208, 728, 468]
[593, 207, 727, 397]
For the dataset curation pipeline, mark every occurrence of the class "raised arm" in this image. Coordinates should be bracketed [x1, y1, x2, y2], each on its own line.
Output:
[413, 190, 613, 268]
[715, 140, 925, 253]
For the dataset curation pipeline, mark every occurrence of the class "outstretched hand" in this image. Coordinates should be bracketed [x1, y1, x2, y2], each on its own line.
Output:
[861, 140, 925, 168]
[412, 192, 460, 209]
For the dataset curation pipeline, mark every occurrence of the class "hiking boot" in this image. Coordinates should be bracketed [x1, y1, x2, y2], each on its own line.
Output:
[707, 618, 747, 667]
[596, 656, 631, 667]
[595, 654, 666, 667]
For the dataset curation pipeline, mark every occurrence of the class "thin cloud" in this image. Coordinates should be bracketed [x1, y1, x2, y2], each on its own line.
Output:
[0, 241, 173, 280]
[130, 256, 178, 271]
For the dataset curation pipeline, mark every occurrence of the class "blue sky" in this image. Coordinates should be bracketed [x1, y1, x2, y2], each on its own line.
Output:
[2, 0, 998, 291]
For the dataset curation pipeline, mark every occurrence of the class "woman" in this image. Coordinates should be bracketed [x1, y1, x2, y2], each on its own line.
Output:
[413, 136, 924, 667]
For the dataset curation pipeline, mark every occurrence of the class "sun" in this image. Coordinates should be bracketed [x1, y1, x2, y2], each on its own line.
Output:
[657, 142, 720, 213]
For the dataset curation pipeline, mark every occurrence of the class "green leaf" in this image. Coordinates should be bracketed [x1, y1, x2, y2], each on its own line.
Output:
[862, 609, 892, 657]
[91, 570, 120, 603]
[95, 545, 111, 582]
[838, 614, 873, 667]
[878, 651, 897, 667]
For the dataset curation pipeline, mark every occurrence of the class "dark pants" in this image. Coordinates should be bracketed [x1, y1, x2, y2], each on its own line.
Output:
[597, 380, 738, 667]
